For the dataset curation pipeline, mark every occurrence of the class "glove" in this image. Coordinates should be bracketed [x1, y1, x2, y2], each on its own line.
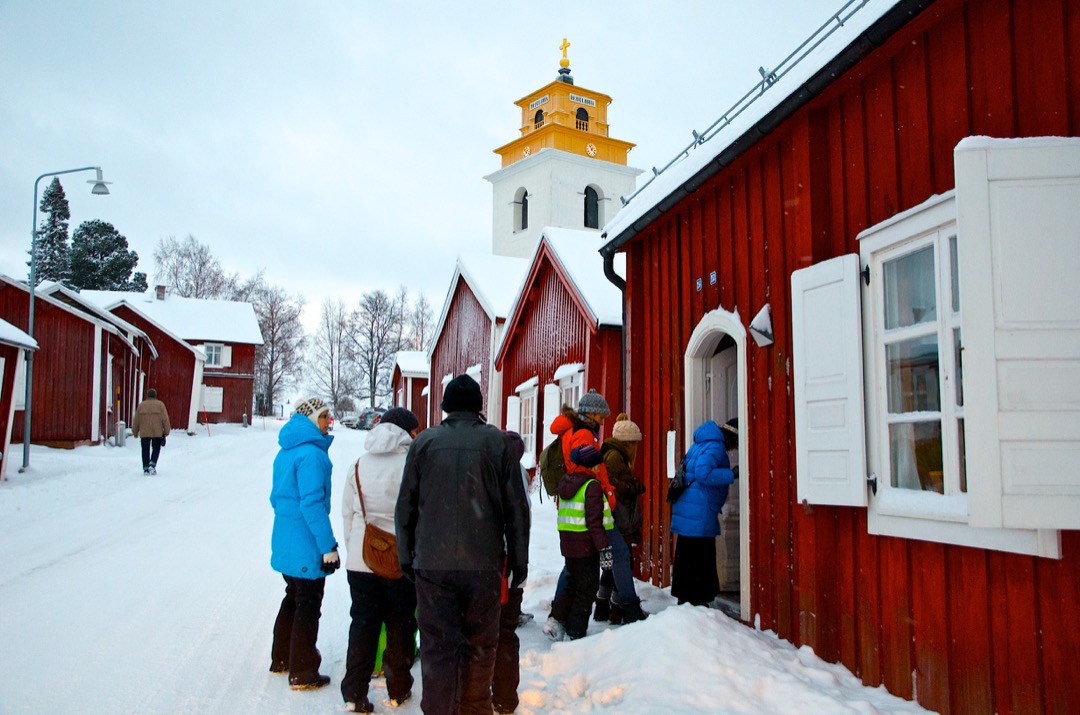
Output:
[731, 466, 739, 480]
[161, 436, 167, 448]
[509, 564, 528, 589]
[598, 547, 613, 570]
[320, 549, 340, 574]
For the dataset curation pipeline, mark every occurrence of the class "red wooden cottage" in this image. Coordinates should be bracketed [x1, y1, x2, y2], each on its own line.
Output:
[391, 350, 429, 432]
[495, 227, 624, 466]
[427, 253, 528, 428]
[0, 275, 139, 449]
[0, 318, 37, 479]
[599, 0, 1079, 712]
[38, 284, 159, 436]
[84, 288, 263, 427]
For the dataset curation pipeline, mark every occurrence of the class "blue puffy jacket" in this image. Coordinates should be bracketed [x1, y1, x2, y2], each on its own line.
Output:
[270, 414, 337, 579]
[670, 420, 734, 538]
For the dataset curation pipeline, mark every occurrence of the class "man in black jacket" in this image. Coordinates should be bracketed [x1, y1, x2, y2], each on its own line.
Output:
[396, 374, 530, 715]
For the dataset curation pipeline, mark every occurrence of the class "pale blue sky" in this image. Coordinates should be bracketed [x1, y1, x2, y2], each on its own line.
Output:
[0, 0, 846, 326]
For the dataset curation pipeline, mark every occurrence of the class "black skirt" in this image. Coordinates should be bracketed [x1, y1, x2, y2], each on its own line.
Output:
[671, 535, 719, 606]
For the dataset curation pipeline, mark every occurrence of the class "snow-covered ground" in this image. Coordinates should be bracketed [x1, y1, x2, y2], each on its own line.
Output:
[0, 421, 935, 714]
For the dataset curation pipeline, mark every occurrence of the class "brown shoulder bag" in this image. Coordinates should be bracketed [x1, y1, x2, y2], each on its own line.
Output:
[354, 463, 403, 579]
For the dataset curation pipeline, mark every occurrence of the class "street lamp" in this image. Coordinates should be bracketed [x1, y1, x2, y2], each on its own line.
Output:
[21, 166, 111, 472]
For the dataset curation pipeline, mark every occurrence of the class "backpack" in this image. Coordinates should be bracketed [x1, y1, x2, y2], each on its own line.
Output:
[538, 436, 565, 497]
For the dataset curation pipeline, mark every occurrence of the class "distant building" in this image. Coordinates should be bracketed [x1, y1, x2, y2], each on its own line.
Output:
[391, 350, 429, 431]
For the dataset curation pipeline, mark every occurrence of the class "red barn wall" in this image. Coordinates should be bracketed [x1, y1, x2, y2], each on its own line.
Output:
[199, 343, 256, 423]
[499, 262, 623, 450]
[111, 306, 196, 431]
[621, 0, 1079, 712]
[429, 281, 493, 426]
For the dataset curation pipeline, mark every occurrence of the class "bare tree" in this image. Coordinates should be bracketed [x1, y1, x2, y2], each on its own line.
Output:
[408, 292, 435, 351]
[350, 290, 400, 407]
[310, 298, 357, 413]
[253, 285, 306, 415]
[153, 234, 246, 298]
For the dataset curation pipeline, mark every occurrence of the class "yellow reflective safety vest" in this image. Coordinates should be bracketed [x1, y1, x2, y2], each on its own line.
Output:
[557, 479, 614, 532]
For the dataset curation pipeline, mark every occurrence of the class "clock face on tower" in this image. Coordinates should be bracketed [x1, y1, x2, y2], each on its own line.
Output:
[523, 146, 531, 157]
[585, 142, 598, 157]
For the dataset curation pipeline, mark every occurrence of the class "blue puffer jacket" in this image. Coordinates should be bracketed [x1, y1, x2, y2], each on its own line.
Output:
[670, 420, 734, 538]
[270, 414, 337, 579]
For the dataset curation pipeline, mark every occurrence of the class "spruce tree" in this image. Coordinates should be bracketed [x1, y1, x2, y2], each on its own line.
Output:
[69, 220, 144, 291]
[31, 177, 72, 285]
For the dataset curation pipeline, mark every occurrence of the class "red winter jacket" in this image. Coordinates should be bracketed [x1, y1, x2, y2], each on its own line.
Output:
[550, 408, 616, 510]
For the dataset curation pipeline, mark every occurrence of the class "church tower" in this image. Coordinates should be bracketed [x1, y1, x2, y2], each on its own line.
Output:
[485, 39, 641, 258]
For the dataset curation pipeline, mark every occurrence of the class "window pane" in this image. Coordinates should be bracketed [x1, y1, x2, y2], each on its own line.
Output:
[889, 421, 944, 493]
[886, 335, 940, 413]
[957, 418, 967, 493]
[883, 245, 937, 329]
[953, 327, 964, 407]
[949, 234, 960, 313]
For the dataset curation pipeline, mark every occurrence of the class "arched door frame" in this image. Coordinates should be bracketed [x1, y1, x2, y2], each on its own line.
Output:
[684, 307, 750, 620]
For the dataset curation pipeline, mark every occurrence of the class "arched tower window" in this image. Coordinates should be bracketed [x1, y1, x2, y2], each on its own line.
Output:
[576, 107, 589, 132]
[534, 110, 545, 129]
[584, 186, 599, 229]
[514, 188, 529, 232]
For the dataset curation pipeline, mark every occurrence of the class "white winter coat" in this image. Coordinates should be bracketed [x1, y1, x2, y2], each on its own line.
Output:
[341, 422, 413, 573]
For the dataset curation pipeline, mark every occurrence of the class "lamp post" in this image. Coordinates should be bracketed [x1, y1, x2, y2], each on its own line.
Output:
[21, 166, 111, 472]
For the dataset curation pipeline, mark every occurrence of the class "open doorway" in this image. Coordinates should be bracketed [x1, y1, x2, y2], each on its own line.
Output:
[684, 309, 749, 621]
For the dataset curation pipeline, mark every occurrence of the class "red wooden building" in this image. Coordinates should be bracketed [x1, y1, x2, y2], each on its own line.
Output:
[495, 227, 623, 466]
[600, 0, 1079, 712]
[391, 350, 429, 432]
[0, 276, 139, 448]
[427, 253, 528, 428]
[0, 318, 37, 479]
[84, 288, 263, 426]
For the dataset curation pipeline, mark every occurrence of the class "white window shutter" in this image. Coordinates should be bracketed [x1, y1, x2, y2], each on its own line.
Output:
[791, 253, 868, 507]
[221, 345, 232, 368]
[542, 383, 561, 448]
[956, 138, 1080, 530]
[505, 395, 521, 432]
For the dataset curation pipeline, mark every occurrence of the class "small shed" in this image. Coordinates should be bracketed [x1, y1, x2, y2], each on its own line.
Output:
[391, 350, 429, 431]
[0, 318, 37, 479]
[427, 253, 528, 427]
[494, 227, 624, 467]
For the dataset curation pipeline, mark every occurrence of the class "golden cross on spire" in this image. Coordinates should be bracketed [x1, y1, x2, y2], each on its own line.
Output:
[559, 37, 571, 68]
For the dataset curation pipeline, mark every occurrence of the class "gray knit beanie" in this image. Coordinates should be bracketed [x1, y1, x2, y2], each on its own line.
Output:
[577, 389, 610, 417]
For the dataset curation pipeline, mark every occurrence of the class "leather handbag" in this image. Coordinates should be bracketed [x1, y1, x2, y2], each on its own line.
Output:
[354, 464, 403, 579]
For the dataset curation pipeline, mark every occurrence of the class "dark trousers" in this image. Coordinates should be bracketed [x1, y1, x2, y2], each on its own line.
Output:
[415, 569, 501, 715]
[492, 586, 523, 713]
[342, 570, 417, 704]
[671, 535, 720, 606]
[271, 575, 325, 678]
[140, 437, 163, 469]
[550, 553, 600, 639]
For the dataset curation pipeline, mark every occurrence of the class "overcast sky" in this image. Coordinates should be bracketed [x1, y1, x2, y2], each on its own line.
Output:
[1, 0, 846, 329]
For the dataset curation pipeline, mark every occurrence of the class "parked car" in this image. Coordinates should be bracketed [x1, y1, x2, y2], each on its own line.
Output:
[338, 413, 359, 429]
[357, 408, 385, 430]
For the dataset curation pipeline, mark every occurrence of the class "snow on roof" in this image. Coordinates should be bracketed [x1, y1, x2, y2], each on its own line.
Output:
[80, 289, 264, 345]
[0, 275, 134, 352]
[456, 253, 530, 320]
[37, 284, 158, 358]
[541, 227, 625, 327]
[396, 350, 428, 376]
[0, 317, 37, 350]
[603, 0, 900, 243]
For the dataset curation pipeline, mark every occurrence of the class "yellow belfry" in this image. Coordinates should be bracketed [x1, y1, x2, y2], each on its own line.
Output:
[492, 39, 635, 168]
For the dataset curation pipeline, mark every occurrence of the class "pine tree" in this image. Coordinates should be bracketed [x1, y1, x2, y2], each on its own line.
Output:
[31, 177, 72, 285]
[68, 220, 145, 291]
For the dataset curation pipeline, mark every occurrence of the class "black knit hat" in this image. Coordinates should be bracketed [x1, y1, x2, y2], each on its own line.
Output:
[380, 407, 419, 434]
[441, 374, 483, 413]
[503, 430, 525, 462]
[577, 389, 610, 417]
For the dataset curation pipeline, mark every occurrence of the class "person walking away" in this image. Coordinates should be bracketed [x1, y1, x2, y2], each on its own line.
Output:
[599, 413, 648, 624]
[340, 407, 421, 712]
[396, 375, 530, 715]
[493, 430, 530, 715]
[269, 397, 340, 691]
[670, 419, 735, 606]
[131, 388, 170, 475]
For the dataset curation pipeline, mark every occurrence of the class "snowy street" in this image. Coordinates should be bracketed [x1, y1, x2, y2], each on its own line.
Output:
[0, 422, 933, 714]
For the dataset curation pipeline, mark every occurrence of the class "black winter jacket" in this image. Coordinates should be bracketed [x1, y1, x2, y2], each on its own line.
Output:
[396, 411, 530, 575]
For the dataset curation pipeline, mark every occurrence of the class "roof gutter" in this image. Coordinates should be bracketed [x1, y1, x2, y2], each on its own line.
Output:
[598, 0, 936, 258]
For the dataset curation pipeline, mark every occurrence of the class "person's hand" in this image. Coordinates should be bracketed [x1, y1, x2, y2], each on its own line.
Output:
[599, 547, 613, 570]
[731, 466, 739, 480]
[161, 436, 166, 448]
[321, 549, 340, 574]
[510, 564, 528, 589]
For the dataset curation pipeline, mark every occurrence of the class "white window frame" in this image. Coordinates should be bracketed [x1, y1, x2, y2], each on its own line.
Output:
[553, 363, 584, 413]
[515, 377, 539, 468]
[202, 343, 225, 368]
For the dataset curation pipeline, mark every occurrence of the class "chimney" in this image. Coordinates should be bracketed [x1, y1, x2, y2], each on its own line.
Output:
[155, 285, 166, 300]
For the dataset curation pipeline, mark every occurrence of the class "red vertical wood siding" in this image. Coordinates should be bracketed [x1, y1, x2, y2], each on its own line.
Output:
[200, 343, 256, 423]
[618, 0, 1079, 711]
[111, 306, 196, 431]
[429, 280, 493, 426]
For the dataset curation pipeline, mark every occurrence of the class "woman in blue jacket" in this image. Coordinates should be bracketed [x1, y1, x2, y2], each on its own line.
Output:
[670, 419, 736, 606]
[269, 397, 340, 691]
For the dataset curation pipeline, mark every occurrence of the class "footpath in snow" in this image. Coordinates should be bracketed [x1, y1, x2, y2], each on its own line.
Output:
[0, 421, 935, 714]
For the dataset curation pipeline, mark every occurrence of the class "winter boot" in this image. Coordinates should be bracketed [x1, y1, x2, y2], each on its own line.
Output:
[148, 462, 157, 475]
[620, 599, 649, 624]
[345, 696, 374, 712]
[608, 602, 624, 625]
[289, 672, 330, 690]
[593, 597, 611, 622]
[542, 616, 566, 641]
